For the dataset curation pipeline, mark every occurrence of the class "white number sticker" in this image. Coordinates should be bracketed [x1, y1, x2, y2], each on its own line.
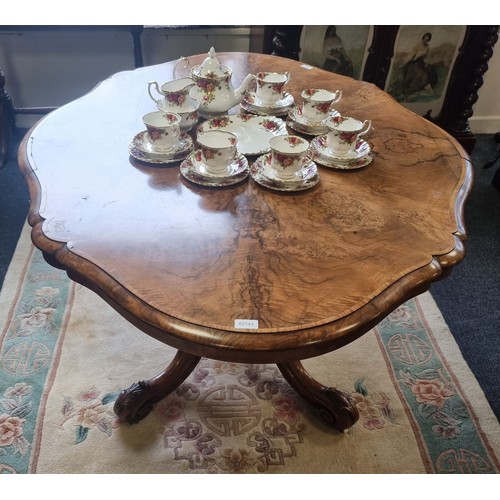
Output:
[234, 319, 259, 329]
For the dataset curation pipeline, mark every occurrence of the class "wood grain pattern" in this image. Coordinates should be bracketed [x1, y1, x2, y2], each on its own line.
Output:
[18, 52, 472, 364]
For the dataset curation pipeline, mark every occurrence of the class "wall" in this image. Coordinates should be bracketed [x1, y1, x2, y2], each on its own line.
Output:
[0, 26, 256, 128]
[470, 41, 500, 134]
[0, 25, 498, 133]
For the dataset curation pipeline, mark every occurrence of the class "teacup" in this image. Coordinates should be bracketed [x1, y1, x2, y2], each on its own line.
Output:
[142, 111, 181, 152]
[255, 71, 290, 105]
[269, 135, 310, 180]
[301, 88, 342, 123]
[197, 130, 238, 175]
[158, 96, 199, 131]
[325, 115, 372, 156]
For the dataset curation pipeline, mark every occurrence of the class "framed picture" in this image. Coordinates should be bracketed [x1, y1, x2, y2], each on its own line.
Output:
[263, 25, 499, 153]
[385, 26, 466, 118]
[299, 25, 373, 80]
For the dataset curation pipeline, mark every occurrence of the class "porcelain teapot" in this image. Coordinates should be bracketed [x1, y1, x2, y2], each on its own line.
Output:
[177, 47, 255, 117]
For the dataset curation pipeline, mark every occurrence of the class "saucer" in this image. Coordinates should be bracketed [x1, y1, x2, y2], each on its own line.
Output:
[129, 131, 193, 164]
[197, 115, 287, 156]
[311, 135, 373, 169]
[130, 131, 193, 158]
[286, 106, 339, 136]
[180, 151, 249, 187]
[250, 153, 320, 192]
[241, 91, 295, 116]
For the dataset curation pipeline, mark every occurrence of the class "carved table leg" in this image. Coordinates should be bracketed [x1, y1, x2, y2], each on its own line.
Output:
[277, 360, 359, 432]
[114, 350, 201, 424]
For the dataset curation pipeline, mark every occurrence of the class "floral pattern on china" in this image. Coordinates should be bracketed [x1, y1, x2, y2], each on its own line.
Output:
[336, 131, 357, 145]
[269, 135, 310, 178]
[302, 89, 332, 115]
[300, 88, 342, 124]
[273, 152, 294, 168]
[180, 150, 249, 187]
[199, 134, 236, 161]
[196, 114, 287, 156]
[147, 113, 179, 143]
[273, 137, 304, 168]
[166, 90, 189, 106]
[330, 115, 356, 139]
[197, 148, 244, 173]
[178, 47, 256, 117]
[282, 136, 304, 148]
[251, 153, 320, 192]
[244, 90, 294, 109]
[310, 135, 373, 170]
[148, 78, 195, 110]
[325, 115, 372, 156]
[204, 114, 282, 133]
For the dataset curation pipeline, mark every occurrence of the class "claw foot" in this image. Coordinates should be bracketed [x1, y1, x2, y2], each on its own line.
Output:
[315, 387, 359, 431]
[277, 361, 359, 432]
[114, 381, 155, 424]
[114, 351, 201, 425]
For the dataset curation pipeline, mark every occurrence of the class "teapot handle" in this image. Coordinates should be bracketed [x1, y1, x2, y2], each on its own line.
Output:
[173, 56, 191, 79]
[147, 81, 162, 104]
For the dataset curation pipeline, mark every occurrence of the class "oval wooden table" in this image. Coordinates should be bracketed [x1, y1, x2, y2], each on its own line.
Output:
[18, 53, 472, 432]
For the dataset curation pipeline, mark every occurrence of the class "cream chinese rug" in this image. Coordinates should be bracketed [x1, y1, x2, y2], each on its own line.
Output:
[1, 224, 499, 474]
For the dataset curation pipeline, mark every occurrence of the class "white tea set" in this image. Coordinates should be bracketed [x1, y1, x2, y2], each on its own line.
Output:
[150, 46, 255, 120]
[128, 47, 374, 189]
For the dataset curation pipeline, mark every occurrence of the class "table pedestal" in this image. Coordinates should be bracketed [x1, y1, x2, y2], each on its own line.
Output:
[114, 350, 359, 432]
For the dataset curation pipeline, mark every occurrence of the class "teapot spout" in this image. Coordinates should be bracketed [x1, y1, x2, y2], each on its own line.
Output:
[234, 73, 256, 104]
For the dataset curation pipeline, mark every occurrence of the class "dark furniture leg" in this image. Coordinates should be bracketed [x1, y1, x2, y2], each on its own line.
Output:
[484, 132, 500, 191]
[114, 350, 201, 424]
[0, 66, 13, 168]
[492, 166, 500, 191]
[277, 360, 359, 432]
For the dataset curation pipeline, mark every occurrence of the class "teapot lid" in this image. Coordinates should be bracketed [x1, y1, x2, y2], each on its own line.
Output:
[198, 47, 227, 77]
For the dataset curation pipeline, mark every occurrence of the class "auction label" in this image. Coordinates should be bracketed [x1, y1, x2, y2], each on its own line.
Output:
[234, 319, 259, 329]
